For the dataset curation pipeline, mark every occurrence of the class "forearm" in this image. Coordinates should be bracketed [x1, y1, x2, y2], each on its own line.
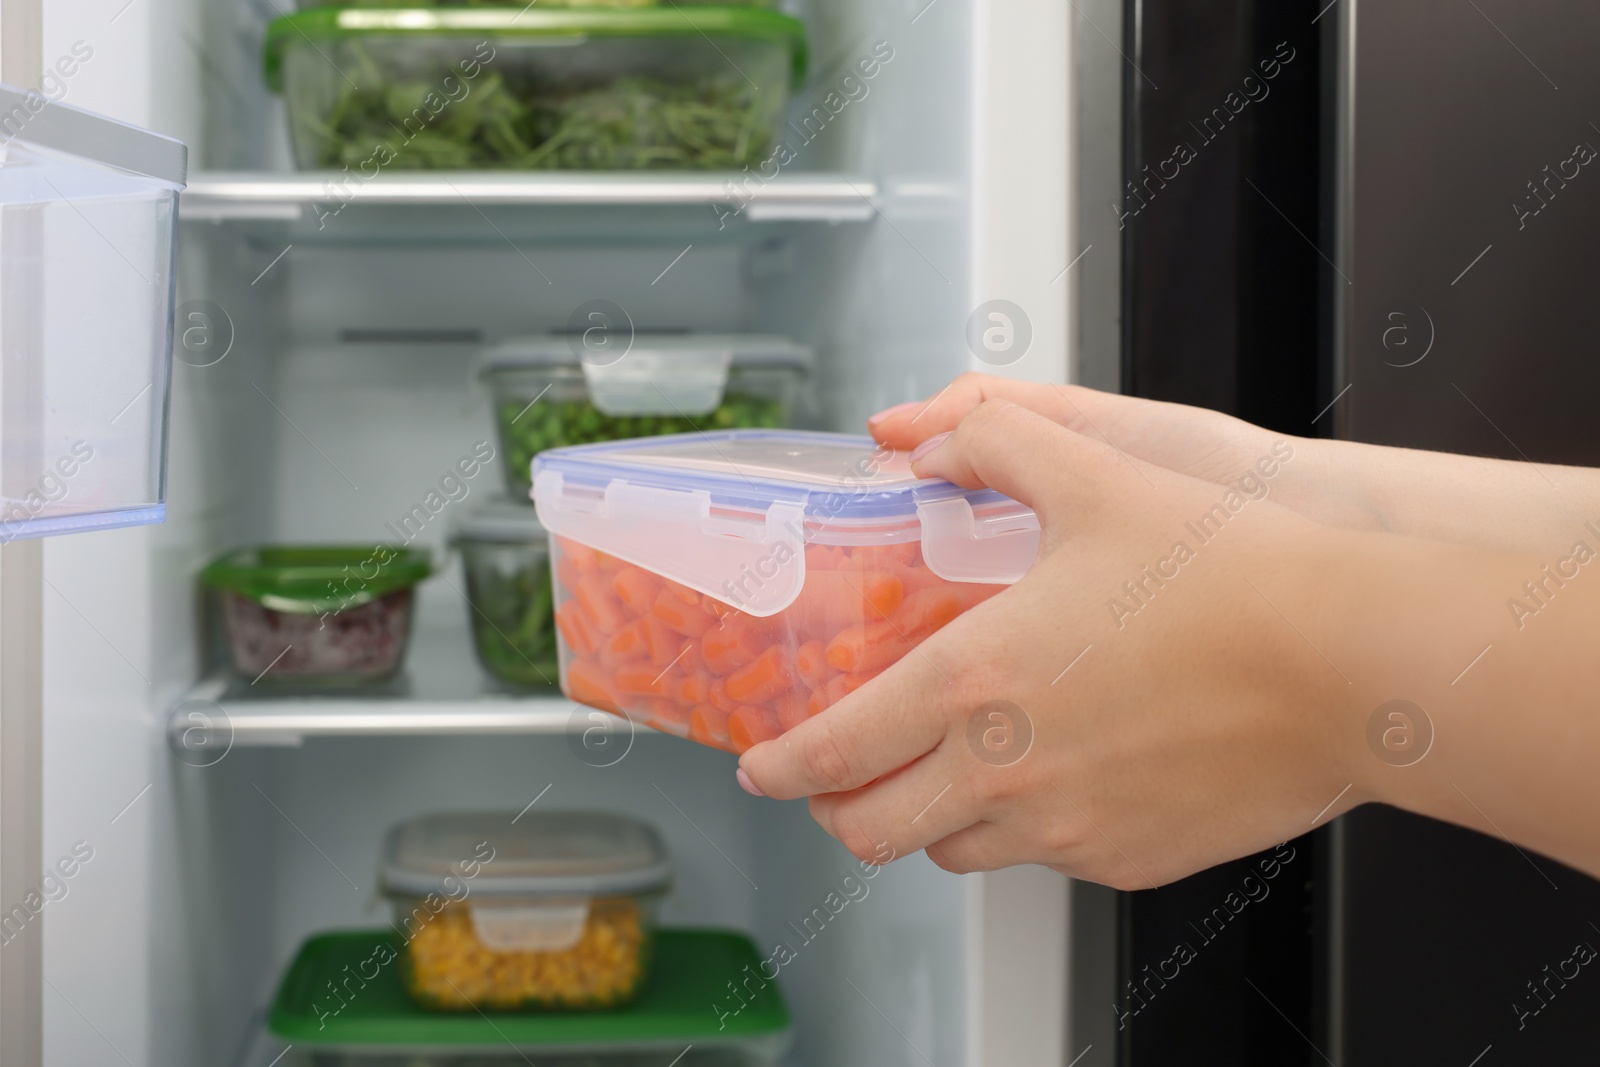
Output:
[1286, 437, 1600, 556]
[1324, 527, 1600, 879]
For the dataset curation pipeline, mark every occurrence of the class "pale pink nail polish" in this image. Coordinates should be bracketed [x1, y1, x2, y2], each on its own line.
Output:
[736, 767, 765, 797]
[867, 400, 922, 425]
[909, 431, 951, 464]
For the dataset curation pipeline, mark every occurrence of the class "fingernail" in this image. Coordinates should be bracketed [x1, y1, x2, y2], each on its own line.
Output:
[868, 400, 922, 426]
[909, 431, 951, 464]
[736, 767, 764, 797]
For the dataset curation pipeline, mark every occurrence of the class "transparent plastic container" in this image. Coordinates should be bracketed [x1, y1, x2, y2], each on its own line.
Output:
[264, 8, 807, 170]
[380, 811, 671, 1011]
[481, 334, 810, 501]
[0, 84, 186, 541]
[453, 497, 558, 687]
[201, 546, 432, 686]
[532, 431, 1043, 752]
[299, 1051, 776, 1067]
[296, 0, 776, 9]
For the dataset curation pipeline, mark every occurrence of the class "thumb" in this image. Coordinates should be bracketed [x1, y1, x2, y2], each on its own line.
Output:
[910, 399, 1143, 527]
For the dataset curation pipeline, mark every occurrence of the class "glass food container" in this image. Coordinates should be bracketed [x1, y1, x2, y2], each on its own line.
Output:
[531, 430, 1042, 753]
[453, 497, 559, 687]
[380, 810, 671, 1011]
[480, 334, 811, 501]
[263, 8, 807, 171]
[201, 545, 432, 687]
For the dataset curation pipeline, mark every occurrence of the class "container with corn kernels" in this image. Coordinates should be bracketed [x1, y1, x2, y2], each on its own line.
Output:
[379, 810, 671, 1012]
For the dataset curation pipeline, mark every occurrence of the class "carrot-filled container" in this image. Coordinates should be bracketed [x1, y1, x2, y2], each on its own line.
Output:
[532, 430, 1041, 753]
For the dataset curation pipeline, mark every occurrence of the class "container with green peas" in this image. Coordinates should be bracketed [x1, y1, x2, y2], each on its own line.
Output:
[478, 334, 812, 501]
[453, 498, 561, 687]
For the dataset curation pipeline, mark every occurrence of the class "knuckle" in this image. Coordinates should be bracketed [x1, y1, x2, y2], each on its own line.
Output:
[800, 723, 859, 793]
[952, 370, 996, 395]
[1040, 815, 1089, 855]
[833, 813, 886, 866]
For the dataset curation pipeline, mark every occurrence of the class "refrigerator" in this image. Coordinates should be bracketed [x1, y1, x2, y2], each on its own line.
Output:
[3, 0, 1090, 1065]
[1097, 0, 1600, 1064]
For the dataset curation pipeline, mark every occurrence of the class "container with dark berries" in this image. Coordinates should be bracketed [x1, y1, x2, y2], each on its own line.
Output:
[201, 546, 432, 687]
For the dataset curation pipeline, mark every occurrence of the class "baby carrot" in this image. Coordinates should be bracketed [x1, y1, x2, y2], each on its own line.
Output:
[728, 705, 782, 753]
[859, 573, 905, 617]
[612, 567, 662, 614]
[564, 658, 618, 712]
[805, 671, 872, 717]
[724, 646, 792, 704]
[652, 588, 715, 637]
[574, 580, 628, 636]
[554, 554, 588, 596]
[688, 704, 731, 747]
[604, 618, 650, 662]
[701, 617, 766, 675]
[674, 672, 714, 707]
[795, 640, 832, 688]
[614, 663, 672, 698]
[893, 587, 965, 637]
[825, 620, 915, 674]
[645, 699, 691, 737]
[775, 691, 811, 731]
[641, 617, 683, 669]
[709, 679, 740, 714]
[554, 600, 600, 658]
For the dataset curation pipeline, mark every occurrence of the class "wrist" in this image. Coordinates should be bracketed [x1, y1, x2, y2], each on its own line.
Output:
[1319, 528, 1530, 818]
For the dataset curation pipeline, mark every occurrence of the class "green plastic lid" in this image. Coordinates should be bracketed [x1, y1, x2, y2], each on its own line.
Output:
[201, 545, 432, 615]
[269, 928, 792, 1052]
[265, 7, 809, 92]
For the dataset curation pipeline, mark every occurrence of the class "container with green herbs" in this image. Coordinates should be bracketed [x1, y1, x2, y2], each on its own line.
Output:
[263, 8, 806, 171]
[478, 334, 812, 501]
[453, 499, 560, 687]
[299, 0, 774, 9]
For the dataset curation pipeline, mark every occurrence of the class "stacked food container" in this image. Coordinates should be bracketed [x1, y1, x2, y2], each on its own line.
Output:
[263, 1, 809, 172]
[243, 2, 815, 1062]
[457, 335, 812, 688]
[268, 811, 792, 1064]
[201, 6, 817, 693]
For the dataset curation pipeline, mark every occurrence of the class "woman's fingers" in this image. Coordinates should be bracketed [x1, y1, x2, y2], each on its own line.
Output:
[736, 647, 952, 800]
[910, 398, 1175, 532]
[868, 373, 1198, 451]
[868, 374, 1112, 448]
[806, 739, 991, 861]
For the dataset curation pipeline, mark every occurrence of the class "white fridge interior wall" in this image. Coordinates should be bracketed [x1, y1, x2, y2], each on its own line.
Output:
[37, 0, 1073, 1063]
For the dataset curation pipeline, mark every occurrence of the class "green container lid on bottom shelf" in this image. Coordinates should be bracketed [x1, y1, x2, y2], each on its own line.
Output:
[269, 928, 791, 1056]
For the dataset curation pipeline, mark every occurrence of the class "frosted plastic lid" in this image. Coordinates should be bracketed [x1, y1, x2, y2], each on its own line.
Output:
[533, 430, 1041, 615]
[451, 496, 546, 544]
[481, 334, 812, 418]
[479, 334, 813, 372]
[380, 811, 670, 899]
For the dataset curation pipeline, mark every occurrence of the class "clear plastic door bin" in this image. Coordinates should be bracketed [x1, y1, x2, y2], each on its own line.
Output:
[0, 83, 186, 540]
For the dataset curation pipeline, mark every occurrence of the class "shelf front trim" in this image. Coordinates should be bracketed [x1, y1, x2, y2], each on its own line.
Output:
[180, 171, 878, 222]
[165, 675, 646, 749]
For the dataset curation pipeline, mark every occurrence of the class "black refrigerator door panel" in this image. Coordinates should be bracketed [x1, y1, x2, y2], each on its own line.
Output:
[1337, 1, 1600, 1063]
[1118, 1, 1329, 1064]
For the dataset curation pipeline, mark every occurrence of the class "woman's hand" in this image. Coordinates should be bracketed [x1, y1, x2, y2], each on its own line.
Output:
[738, 400, 1370, 886]
[740, 395, 1600, 886]
[868, 373, 1600, 556]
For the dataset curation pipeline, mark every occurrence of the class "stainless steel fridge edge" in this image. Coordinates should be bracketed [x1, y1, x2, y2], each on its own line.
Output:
[1326, 3, 1356, 1060]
